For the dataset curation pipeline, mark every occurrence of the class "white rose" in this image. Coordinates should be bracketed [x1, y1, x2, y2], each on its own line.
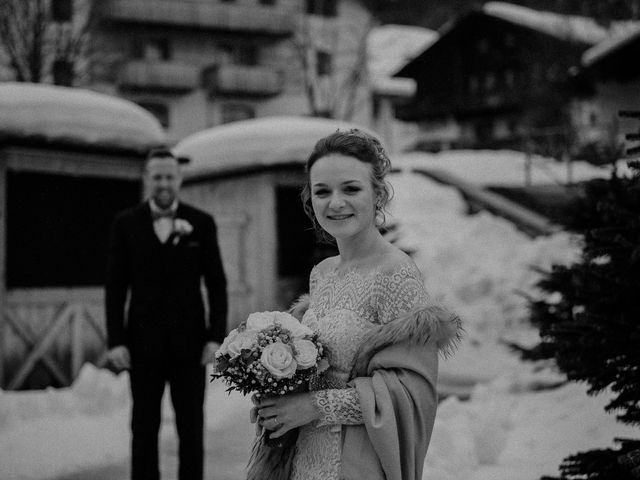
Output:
[226, 330, 258, 358]
[293, 339, 318, 369]
[246, 312, 277, 331]
[274, 312, 314, 338]
[260, 342, 297, 379]
[217, 328, 239, 357]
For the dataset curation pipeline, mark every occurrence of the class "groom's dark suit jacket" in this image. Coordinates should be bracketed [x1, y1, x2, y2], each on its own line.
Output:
[105, 201, 227, 362]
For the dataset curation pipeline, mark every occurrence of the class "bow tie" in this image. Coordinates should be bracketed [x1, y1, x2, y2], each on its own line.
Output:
[151, 210, 176, 221]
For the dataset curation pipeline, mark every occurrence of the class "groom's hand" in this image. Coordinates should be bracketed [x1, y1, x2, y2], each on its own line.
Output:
[201, 341, 220, 365]
[107, 346, 131, 370]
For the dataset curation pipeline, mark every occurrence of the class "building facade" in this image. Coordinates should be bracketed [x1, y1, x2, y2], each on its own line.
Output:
[90, 0, 374, 144]
[394, 5, 609, 153]
[569, 26, 640, 162]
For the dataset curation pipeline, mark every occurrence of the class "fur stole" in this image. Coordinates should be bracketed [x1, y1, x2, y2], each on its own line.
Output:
[289, 294, 463, 377]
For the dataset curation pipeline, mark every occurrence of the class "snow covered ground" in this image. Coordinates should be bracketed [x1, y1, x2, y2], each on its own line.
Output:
[1, 152, 634, 480]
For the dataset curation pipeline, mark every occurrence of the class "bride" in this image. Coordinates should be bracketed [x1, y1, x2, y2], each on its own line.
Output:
[250, 129, 461, 480]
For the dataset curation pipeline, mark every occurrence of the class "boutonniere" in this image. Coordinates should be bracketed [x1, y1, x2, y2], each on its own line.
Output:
[172, 218, 194, 245]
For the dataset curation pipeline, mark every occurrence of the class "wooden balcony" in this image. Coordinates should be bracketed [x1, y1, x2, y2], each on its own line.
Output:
[101, 0, 295, 36]
[118, 60, 200, 92]
[398, 92, 522, 120]
[204, 64, 284, 97]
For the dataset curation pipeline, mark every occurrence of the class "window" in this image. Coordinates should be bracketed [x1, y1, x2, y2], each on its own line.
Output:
[133, 38, 171, 61]
[6, 171, 140, 288]
[220, 103, 255, 124]
[316, 50, 332, 77]
[137, 101, 170, 128]
[546, 64, 561, 81]
[477, 38, 490, 54]
[51, 0, 72, 22]
[468, 75, 479, 94]
[504, 33, 515, 48]
[484, 72, 496, 91]
[504, 69, 515, 88]
[219, 44, 259, 66]
[306, 0, 337, 17]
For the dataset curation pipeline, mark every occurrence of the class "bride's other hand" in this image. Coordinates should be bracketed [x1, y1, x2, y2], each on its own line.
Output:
[255, 392, 320, 438]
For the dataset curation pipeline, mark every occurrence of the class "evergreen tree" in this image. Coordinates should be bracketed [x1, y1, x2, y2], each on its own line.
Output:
[521, 114, 640, 479]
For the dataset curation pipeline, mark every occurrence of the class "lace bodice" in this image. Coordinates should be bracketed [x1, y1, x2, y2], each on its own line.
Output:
[291, 259, 429, 480]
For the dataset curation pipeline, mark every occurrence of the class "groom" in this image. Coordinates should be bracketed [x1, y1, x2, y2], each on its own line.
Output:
[105, 148, 228, 480]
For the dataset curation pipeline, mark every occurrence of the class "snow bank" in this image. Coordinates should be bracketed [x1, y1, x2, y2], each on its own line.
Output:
[0, 364, 253, 480]
[1, 364, 634, 480]
[424, 376, 637, 480]
[387, 170, 580, 392]
[0, 83, 165, 152]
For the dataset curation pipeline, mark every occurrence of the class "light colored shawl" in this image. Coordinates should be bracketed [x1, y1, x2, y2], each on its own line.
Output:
[340, 305, 462, 480]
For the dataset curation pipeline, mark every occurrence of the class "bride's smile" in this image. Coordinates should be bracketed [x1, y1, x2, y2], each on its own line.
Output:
[310, 153, 377, 241]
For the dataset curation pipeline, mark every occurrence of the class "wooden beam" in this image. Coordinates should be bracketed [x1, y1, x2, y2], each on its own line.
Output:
[4, 310, 69, 386]
[83, 308, 106, 342]
[7, 304, 74, 390]
[3, 147, 143, 180]
[0, 155, 6, 388]
[71, 305, 84, 380]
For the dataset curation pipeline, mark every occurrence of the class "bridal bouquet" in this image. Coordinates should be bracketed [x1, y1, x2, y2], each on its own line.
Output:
[212, 310, 327, 480]
[212, 310, 327, 397]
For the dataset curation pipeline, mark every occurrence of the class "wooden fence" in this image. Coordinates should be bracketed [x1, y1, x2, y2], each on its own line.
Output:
[1, 288, 107, 390]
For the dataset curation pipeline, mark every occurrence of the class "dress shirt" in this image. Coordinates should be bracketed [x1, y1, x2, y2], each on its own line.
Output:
[149, 199, 178, 243]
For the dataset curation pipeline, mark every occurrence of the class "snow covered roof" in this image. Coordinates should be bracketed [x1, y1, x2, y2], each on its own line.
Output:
[582, 23, 640, 67]
[367, 24, 437, 96]
[0, 83, 165, 154]
[175, 116, 378, 181]
[395, 3, 613, 78]
[482, 2, 609, 45]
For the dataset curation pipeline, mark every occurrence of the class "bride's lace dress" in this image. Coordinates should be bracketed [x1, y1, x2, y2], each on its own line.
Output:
[291, 260, 429, 480]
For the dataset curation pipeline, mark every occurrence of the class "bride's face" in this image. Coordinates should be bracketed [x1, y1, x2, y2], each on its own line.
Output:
[310, 154, 377, 240]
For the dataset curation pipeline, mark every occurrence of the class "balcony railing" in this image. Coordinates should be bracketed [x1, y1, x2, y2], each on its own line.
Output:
[204, 64, 284, 97]
[118, 60, 200, 92]
[101, 0, 295, 36]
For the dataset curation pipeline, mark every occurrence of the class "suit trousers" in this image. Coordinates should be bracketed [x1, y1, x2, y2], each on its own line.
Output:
[129, 355, 205, 480]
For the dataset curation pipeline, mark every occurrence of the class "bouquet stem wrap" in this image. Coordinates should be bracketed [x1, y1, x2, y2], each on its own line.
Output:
[247, 427, 298, 480]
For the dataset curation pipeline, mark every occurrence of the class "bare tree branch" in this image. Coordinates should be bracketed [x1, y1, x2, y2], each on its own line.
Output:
[0, 0, 95, 85]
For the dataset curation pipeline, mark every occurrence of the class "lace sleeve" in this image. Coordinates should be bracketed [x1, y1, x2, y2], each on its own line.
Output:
[376, 262, 430, 325]
[312, 388, 363, 426]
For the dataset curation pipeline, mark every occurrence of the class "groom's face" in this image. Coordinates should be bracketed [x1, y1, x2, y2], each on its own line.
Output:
[145, 156, 182, 209]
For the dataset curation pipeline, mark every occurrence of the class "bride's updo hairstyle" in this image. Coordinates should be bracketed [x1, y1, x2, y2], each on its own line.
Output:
[301, 128, 392, 242]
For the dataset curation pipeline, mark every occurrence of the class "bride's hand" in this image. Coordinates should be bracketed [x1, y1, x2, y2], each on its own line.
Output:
[252, 392, 320, 438]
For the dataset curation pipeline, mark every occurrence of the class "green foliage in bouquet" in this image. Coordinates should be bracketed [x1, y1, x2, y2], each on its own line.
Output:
[517, 155, 640, 480]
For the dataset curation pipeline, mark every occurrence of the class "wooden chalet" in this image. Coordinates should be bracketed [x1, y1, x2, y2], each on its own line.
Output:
[0, 83, 165, 390]
[394, 5, 609, 153]
[570, 25, 640, 157]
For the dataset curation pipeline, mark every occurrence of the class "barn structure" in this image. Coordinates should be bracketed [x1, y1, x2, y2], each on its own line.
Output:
[0, 83, 165, 389]
[174, 116, 372, 328]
